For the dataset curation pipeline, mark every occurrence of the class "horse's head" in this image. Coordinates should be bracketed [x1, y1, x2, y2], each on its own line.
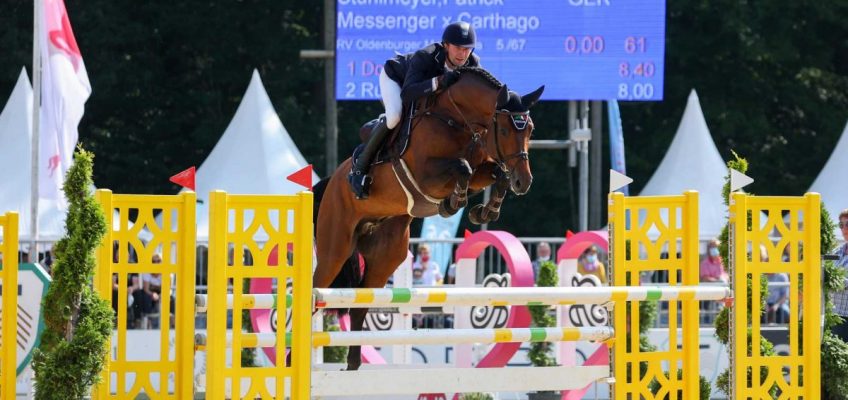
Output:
[489, 85, 544, 195]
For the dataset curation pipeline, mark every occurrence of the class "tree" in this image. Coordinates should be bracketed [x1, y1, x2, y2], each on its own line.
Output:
[32, 149, 113, 399]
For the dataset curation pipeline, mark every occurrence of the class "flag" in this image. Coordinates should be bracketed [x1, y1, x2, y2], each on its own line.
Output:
[607, 100, 628, 196]
[38, 0, 90, 202]
[419, 209, 464, 276]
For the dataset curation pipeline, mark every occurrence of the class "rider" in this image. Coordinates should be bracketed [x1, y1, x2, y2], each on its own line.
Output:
[348, 21, 481, 199]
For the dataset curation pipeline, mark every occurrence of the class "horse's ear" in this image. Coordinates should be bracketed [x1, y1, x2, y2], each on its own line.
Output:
[496, 85, 509, 109]
[521, 85, 545, 109]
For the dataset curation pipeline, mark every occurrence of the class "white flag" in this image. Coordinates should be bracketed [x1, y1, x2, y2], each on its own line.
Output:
[38, 0, 90, 202]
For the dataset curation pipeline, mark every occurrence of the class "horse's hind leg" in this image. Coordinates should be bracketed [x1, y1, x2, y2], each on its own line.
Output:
[346, 215, 413, 371]
[314, 177, 360, 289]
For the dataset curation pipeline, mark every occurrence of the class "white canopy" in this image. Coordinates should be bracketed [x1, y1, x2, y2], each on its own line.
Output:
[809, 121, 848, 238]
[0, 68, 148, 243]
[189, 69, 319, 241]
[639, 90, 728, 241]
[0, 68, 68, 241]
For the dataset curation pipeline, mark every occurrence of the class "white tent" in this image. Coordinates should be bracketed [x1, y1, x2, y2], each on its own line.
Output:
[0, 68, 68, 241]
[0, 68, 148, 243]
[188, 69, 319, 241]
[639, 90, 728, 241]
[809, 121, 848, 238]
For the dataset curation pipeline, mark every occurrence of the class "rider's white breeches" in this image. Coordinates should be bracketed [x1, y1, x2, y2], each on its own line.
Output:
[379, 69, 402, 129]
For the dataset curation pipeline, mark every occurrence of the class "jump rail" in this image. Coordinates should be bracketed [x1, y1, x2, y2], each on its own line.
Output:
[313, 285, 732, 308]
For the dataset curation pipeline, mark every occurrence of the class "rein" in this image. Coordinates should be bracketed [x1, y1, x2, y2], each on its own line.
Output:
[414, 87, 531, 171]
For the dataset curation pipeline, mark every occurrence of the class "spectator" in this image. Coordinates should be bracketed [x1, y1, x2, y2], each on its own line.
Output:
[761, 245, 790, 323]
[443, 263, 456, 285]
[831, 209, 848, 341]
[133, 253, 167, 328]
[578, 245, 607, 284]
[700, 240, 728, 283]
[531, 242, 552, 280]
[413, 244, 442, 286]
[412, 265, 425, 286]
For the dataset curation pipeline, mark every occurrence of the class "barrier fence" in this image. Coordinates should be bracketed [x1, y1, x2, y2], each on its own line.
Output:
[0, 212, 18, 400]
[0, 190, 823, 399]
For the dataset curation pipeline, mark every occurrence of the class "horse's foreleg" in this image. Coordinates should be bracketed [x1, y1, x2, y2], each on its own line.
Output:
[469, 169, 510, 225]
[437, 158, 473, 217]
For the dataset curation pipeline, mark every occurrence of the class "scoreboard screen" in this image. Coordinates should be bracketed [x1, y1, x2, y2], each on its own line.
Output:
[336, 0, 666, 101]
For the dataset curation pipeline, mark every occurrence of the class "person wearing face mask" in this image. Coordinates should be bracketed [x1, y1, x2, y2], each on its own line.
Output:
[578, 245, 607, 284]
[531, 242, 552, 281]
[348, 21, 481, 199]
[699, 239, 728, 283]
[413, 244, 443, 286]
[830, 209, 848, 341]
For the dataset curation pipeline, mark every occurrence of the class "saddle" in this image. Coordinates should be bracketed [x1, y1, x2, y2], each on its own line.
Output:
[352, 103, 416, 167]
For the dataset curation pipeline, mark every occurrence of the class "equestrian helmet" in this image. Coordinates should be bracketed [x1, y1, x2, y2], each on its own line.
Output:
[442, 22, 476, 48]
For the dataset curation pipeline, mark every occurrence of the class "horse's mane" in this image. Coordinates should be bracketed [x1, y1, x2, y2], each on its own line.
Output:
[456, 66, 503, 90]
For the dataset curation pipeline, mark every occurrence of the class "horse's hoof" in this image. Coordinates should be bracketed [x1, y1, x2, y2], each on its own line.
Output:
[488, 210, 500, 222]
[439, 201, 457, 218]
[468, 204, 485, 225]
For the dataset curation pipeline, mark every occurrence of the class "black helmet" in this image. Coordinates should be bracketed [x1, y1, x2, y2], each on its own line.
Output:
[442, 22, 476, 48]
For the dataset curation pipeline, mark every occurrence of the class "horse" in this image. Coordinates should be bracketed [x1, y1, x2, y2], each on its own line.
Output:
[313, 67, 544, 370]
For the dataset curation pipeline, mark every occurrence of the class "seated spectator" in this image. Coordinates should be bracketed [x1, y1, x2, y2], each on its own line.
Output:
[700, 240, 728, 283]
[412, 265, 425, 286]
[578, 245, 607, 284]
[760, 245, 789, 323]
[532, 242, 552, 281]
[413, 244, 442, 286]
[133, 253, 174, 328]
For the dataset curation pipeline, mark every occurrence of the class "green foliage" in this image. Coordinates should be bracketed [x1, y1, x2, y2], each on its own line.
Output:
[323, 313, 347, 363]
[241, 278, 257, 368]
[32, 149, 113, 399]
[713, 154, 778, 398]
[528, 261, 557, 369]
[819, 204, 848, 398]
[458, 393, 494, 400]
[648, 369, 711, 400]
[822, 331, 848, 399]
[2, 1, 847, 235]
[715, 330, 777, 398]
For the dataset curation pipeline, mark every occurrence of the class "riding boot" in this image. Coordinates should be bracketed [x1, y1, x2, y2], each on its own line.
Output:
[348, 117, 390, 199]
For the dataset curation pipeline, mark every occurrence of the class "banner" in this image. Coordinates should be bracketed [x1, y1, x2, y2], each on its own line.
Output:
[419, 210, 464, 276]
[38, 0, 91, 203]
[607, 100, 628, 196]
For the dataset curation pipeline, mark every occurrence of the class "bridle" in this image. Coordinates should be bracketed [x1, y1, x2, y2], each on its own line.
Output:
[491, 109, 531, 172]
[417, 86, 531, 170]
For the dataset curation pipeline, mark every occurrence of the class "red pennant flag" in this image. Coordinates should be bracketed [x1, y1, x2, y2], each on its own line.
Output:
[566, 230, 575, 239]
[464, 229, 473, 239]
[287, 164, 313, 190]
[170, 166, 196, 191]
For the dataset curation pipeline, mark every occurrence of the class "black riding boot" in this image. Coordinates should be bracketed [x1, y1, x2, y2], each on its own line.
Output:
[348, 117, 390, 199]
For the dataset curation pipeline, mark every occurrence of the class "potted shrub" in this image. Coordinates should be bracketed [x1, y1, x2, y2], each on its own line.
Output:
[527, 260, 560, 400]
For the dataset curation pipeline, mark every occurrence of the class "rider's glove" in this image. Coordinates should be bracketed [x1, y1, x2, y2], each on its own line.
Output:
[437, 70, 461, 90]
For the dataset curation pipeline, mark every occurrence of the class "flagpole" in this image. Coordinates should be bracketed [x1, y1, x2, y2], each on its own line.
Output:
[30, 0, 41, 263]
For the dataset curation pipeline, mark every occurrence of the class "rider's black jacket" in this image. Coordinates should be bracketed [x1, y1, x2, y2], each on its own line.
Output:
[384, 43, 481, 104]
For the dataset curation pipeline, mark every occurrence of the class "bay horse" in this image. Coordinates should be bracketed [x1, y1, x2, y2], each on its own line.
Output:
[313, 67, 544, 370]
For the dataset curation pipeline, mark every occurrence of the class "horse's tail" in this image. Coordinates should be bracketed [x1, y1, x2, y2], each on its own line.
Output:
[312, 176, 363, 293]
